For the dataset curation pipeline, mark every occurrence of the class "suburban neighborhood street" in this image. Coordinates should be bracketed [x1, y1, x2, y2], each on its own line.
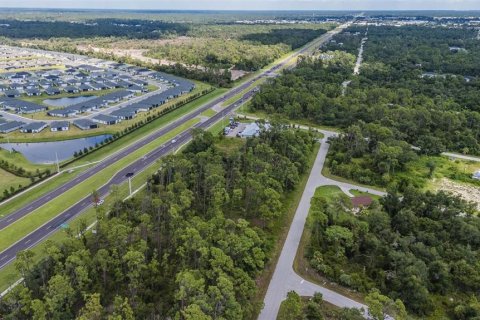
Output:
[259, 131, 385, 320]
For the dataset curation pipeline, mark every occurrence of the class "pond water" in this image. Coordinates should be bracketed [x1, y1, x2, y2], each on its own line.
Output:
[0, 134, 112, 164]
[43, 95, 97, 108]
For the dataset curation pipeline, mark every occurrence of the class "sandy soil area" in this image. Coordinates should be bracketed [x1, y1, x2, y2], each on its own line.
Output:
[435, 178, 480, 210]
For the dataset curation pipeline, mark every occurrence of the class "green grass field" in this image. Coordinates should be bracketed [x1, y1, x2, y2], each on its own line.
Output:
[0, 170, 84, 218]
[200, 108, 217, 118]
[349, 189, 382, 201]
[0, 149, 54, 173]
[0, 168, 30, 196]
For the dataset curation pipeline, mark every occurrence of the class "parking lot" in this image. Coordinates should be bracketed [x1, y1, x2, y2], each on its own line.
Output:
[225, 122, 247, 137]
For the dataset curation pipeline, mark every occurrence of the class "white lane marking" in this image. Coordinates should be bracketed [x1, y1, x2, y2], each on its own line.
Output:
[25, 240, 31, 245]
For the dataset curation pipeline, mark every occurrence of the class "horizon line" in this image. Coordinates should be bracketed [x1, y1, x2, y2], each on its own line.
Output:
[0, 7, 480, 12]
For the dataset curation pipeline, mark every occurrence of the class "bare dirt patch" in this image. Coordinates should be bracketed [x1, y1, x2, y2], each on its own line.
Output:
[435, 178, 480, 210]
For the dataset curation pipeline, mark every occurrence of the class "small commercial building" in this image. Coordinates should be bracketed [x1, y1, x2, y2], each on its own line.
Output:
[73, 119, 98, 130]
[20, 122, 48, 133]
[50, 121, 70, 132]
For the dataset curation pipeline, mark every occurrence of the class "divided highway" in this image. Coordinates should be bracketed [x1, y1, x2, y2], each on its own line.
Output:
[0, 23, 348, 270]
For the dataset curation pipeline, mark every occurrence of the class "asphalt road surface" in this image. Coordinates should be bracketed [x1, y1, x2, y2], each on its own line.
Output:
[258, 132, 386, 320]
[0, 24, 345, 270]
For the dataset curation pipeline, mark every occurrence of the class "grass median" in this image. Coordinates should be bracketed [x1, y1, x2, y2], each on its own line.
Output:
[0, 158, 154, 293]
[0, 118, 200, 254]
[222, 78, 266, 107]
[0, 88, 225, 218]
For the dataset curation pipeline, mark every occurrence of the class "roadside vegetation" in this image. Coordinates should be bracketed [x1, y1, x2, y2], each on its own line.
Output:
[277, 292, 364, 320]
[0, 126, 317, 319]
[300, 185, 480, 318]
[250, 25, 480, 192]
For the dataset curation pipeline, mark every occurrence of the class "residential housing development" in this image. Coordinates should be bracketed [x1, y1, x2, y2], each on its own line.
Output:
[0, 45, 195, 133]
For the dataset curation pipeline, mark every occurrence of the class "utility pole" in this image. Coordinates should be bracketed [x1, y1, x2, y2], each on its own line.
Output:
[6, 135, 11, 153]
[128, 177, 132, 196]
[55, 152, 60, 173]
[126, 172, 134, 196]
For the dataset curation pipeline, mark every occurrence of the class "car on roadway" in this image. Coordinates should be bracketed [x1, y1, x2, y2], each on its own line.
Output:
[171, 139, 177, 144]
[96, 199, 104, 206]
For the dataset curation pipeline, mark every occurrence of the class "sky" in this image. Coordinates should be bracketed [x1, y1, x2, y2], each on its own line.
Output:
[0, 0, 479, 11]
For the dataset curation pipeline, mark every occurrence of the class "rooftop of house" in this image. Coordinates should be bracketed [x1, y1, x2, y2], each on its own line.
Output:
[351, 196, 373, 208]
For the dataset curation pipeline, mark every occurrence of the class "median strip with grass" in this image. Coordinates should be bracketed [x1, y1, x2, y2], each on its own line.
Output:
[0, 88, 225, 218]
[0, 118, 200, 253]
[222, 78, 266, 107]
[0, 157, 155, 293]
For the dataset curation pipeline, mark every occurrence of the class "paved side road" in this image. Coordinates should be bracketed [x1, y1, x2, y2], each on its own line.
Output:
[259, 132, 386, 320]
[442, 152, 480, 163]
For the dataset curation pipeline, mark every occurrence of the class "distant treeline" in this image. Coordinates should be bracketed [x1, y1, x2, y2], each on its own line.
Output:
[241, 28, 327, 49]
[0, 19, 190, 39]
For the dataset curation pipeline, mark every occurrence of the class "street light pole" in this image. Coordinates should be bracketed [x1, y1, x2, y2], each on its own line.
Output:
[55, 152, 60, 173]
[128, 177, 132, 196]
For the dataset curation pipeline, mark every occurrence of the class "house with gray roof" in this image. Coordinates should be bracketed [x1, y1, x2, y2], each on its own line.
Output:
[45, 87, 61, 95]
[64, 86, 79, 94]
[73, 119, 98, 130]
[111, 109, 137, 120]
[0, 121, 25, 133]
[50, 121, 70, 132]
[4, 90, 20, 98]
[48, 109, 78, 117]
[93, 114, 120, 125]
[25, 88, 41, 96]
[20, 122, 48, 133]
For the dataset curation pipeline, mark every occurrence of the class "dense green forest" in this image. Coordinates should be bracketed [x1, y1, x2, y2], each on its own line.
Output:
[0, 19, 189, 39]
[147, 28, 327, 71]
[147, 38, 288, 71]
[251, 27, 480, 188]
[305, 188, 480, 318]
[241, 28, 329, 50]
[0, 128, 316, 319]
[251, 26, 480, 150]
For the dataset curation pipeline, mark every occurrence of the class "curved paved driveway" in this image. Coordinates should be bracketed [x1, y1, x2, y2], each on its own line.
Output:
[259, 132, 386, 320]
